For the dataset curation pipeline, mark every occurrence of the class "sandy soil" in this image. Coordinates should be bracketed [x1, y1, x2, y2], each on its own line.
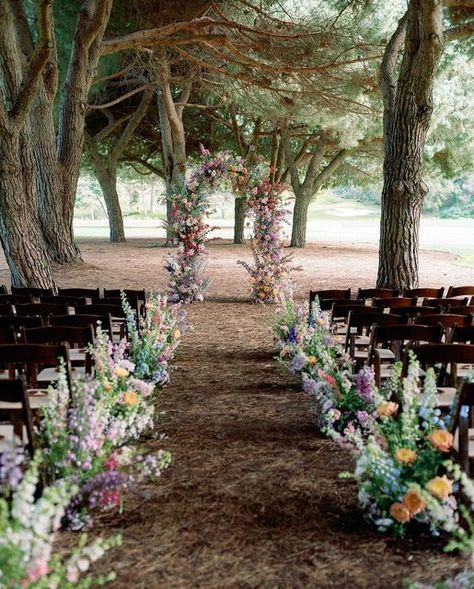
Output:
[42, 238, 471, 588]
[1, 237, 471, 296]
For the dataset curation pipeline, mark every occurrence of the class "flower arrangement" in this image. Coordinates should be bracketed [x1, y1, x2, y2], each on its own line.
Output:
[0, 447, 120, 588]
[352, 357, 474, 543]
[272, 297, 379, 449]
[165, 145, 248, 303]
[122, 290, 186, 386]
[238, 179, 298, 303]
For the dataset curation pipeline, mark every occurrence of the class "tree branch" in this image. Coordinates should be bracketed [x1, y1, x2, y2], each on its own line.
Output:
[379, 12, 408, 110]
[110, 87, 153, 163]
[281, 121, 302, 192]
[10, 0, 54, 126]
[87, 84, 148, 110]
[445, 19, 474, 40]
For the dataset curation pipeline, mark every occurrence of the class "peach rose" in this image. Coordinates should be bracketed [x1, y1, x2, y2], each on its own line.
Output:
[123, 391, 138, 407]
[428, 430, 454, 453]
[390, 502, 411, 523]
[394, 448, 417, 465]
[173, 328, 181, 339]
[103, 380, 113, 392]
[377, 401, 399, 418]
[114, 366, 129, 379]
[307, 356, 317, 366]
[402, 489, 427, 515]
[426, 475, 453, 501]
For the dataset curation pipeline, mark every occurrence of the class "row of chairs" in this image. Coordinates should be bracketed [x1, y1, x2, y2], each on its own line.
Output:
[310, 286, 474, 476]
[0, 285, 146, 300]
[0, 288, 145, 454]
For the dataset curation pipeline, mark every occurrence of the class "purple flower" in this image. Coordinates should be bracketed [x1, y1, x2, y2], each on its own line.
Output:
[356, 410, 370, 425]
[302, 376, 319, 394]
[290, 353, 307, 372]
[355, 367, 375, 403]
[0, 444, 24, 491]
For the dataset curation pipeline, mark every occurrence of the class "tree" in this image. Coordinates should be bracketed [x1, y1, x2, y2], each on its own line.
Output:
[85, 86, 153, 242]
[377, 0, 474, 289]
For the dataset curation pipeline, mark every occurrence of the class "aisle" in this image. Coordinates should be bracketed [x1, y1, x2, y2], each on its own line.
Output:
[96, 302, 460, 589]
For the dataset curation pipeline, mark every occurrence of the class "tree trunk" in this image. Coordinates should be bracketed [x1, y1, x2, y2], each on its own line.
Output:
[233, 198, 247, 244]
[92, 161, 126, 243]
[376, 0, 444, 290]
[0, 130, 54, 287]
[290, 192, 311, 248]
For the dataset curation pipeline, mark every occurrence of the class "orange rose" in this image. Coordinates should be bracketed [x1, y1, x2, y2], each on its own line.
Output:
[122, 391, 138, 407]
[426, 475, 452, 501]
[390, 502, 411, 523]
[402, 489, 427, 515]
[114, 366, 129, 379]
[394, 448, 417, 465]
[428, 430, 454, 453]
[307, 356, 317, 366]
[377, 401, 399, 418]
[173, 328, 181, 339]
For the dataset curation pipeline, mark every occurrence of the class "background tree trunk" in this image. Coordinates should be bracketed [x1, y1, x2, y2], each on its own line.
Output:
[377, 0, 444, 290]
[92, 162, 126, 242]
[0, 131, 55, 287]
[233, 198, 247, 244]
[290, 192, 311, 248]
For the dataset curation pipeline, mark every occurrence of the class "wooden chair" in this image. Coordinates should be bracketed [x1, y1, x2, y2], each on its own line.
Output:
[423, 297, 469, 310]
[57, 287, 101, 301]
[0, 303, 14, 316]
[15, 303, 71, 323]
[449, 380, 474, 476]
[76, 304, 127, 339]
[0, 377, 36, 456]
[0, 315, 43, 331]
[0, 343, 72, 410]
[415, 314, 472, 341]
[390, 305, 443, 319]
[448, 306, 474, 316]
[368, 324, 443, 386]
[447, 286, 474, 298]
[104, 288, 146, 301]
[42, 295, 88, 306]
[11, 286, 54, 298]
[331, 302, 377, 333]
[0, 294, 33, 305]
[373, 296, 417, 310]
[406, 344, 474, 409]
[22, 326, 95, 375]
[309, 289, 351, 314]
[357, 288, 399, 300]
[403, 287, 444, 299]
[344, 311, 405, 364]
[450, 325, 474, 345]
[50, 313, 113, 337]
[325, 298, 366, 314]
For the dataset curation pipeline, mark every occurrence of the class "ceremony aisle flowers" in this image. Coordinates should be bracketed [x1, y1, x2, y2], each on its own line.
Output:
[272, 296, 380, 449]
[352, 358, 474, 542]
[238, 179, 298, 303]
[0, 448, 120, 588]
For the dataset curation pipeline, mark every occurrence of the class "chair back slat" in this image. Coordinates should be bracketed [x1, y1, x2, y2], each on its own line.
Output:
[357, 288, 399, 299]
[403, 287, 444, 299]
[373, 297, 417, 309]
[0, 377, 36, 456]
[447, 286, 474, 298]
[11, 286, 54, 297]
[50, 313, 113, 336]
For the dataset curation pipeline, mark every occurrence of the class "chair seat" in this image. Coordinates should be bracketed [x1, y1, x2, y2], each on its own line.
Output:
[376, 348, 396, 360]
[37, 366, 85, 384]
[354, 335, 370, 346]
[69, 348, 87, 362]
[435, 387, 457, 408]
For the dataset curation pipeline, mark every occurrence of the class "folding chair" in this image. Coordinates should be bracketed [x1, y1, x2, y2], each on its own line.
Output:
[403, 287, 444, 300]
[0, 377, 36, 456]
[22, 326, 95, 375]
[0, 343, 72, 409]
[11, 286, 54, 298]
[406, 344, 474, 409]
[57, 287, 101, 302]
[357, 288, 399, 300]
[368, 324, 443, 386]
[447, 286, 474, 298]
[50, 313, 113, 337]
[373, 297, 417, 310]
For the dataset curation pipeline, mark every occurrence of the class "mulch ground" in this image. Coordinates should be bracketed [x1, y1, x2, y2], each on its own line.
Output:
[42, 238, 472, 588]
[84, 300, 464, 589]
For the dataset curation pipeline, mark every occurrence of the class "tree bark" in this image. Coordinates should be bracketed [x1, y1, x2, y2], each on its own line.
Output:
[233, 198, 247, 244]
[377, 0, 444, 290]
[0, 129, 55, 287]
[290, 192, 311, 248]
[91, 159, 126, 242]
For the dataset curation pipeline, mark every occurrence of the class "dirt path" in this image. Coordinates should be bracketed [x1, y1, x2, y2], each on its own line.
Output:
[92, 301, 463, 589]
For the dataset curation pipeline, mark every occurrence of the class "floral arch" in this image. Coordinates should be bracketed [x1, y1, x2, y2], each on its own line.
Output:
[165, 146, 297, 304]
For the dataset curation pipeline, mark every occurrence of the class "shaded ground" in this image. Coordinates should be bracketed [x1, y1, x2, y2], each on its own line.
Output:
[39, 239, 470, 588]
[88, 302, 463, 589]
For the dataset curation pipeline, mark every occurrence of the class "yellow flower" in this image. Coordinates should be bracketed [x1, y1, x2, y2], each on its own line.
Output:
[307, 356, 317, 366]
[103, 380, 113, 392]
[426, 475, 453, 501]
[394, 448, 417, 465]
[376, 401, 399, 418]
[173, 328, 181, 339]
[114, 366, 129, 379]
[402, 489, 427, 515]
[389, 502, 411, 523]
[123, 391, 138, 407]
[428, 429, 454, 453]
